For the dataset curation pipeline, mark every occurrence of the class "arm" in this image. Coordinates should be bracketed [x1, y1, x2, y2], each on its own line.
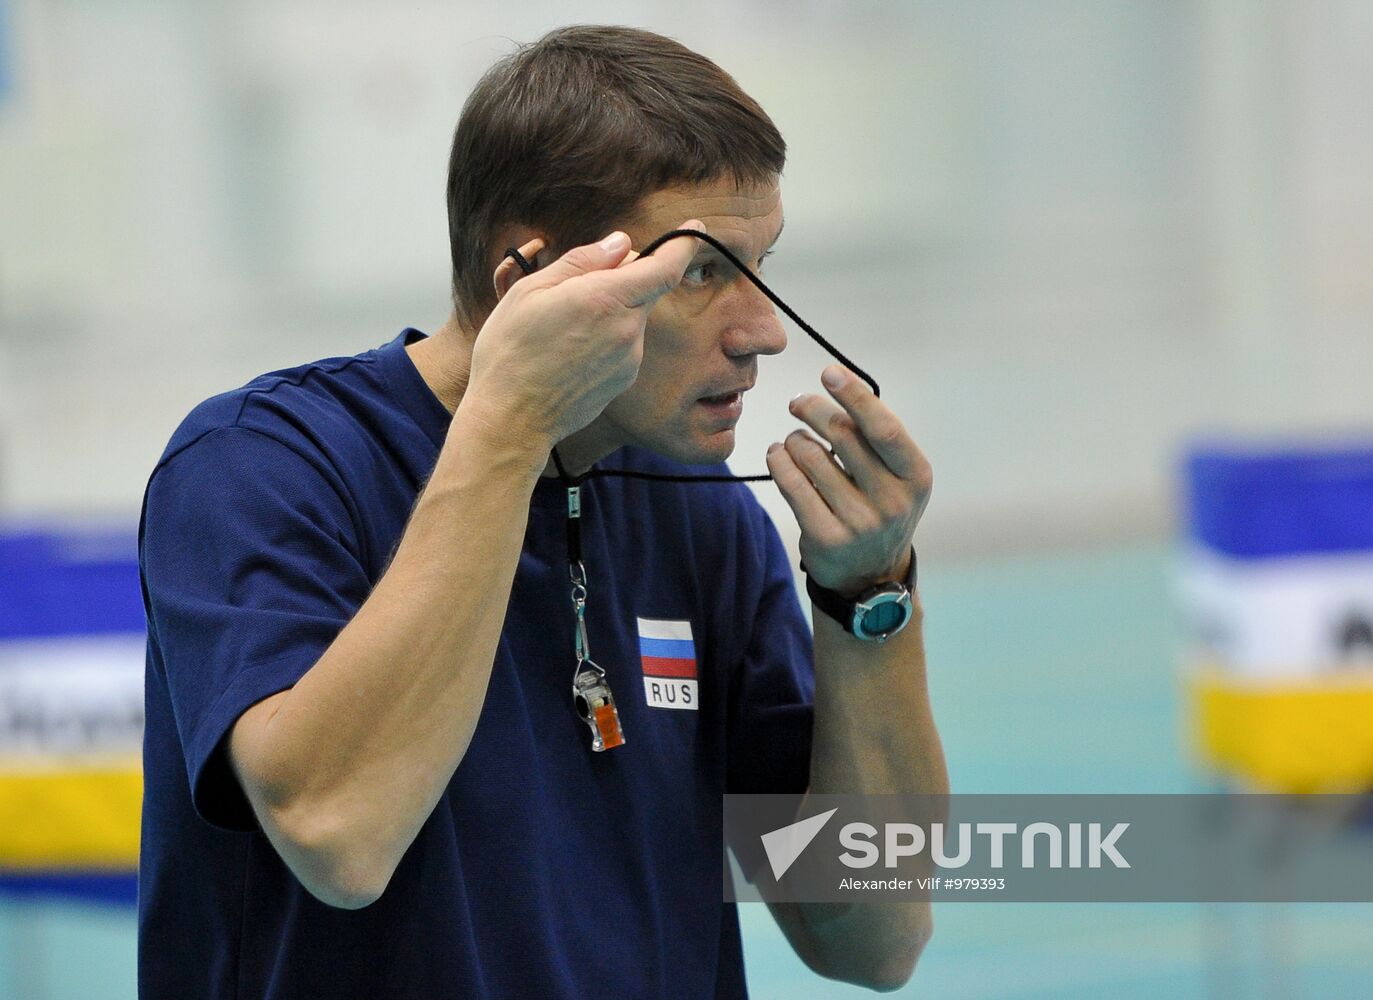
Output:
[763, 367, 945, 990]
[227, 415, 545, 909]
[765, 584, 944, 991]
[227, 226, 701, 909]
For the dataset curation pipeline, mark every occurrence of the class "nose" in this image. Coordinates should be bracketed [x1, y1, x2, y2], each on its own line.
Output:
[722, 279, 788, 359]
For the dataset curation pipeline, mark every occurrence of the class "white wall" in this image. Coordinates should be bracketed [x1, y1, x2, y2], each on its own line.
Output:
[1, 0, 1370, 560]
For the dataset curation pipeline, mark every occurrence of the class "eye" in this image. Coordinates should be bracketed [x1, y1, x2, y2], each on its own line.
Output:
[757, 249, 775, 272]
[682, 261, 715, 287]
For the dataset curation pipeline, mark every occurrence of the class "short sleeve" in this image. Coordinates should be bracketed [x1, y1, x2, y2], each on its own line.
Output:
[725, 504, 815, 881]
[140, 426, 372, 832]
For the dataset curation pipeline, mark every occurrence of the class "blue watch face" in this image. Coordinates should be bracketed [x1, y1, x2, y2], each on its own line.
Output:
[860, 597, 907, 635]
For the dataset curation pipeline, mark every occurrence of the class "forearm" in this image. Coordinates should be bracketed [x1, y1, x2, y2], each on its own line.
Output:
[808, 594, 945, 797]
[252, 405, 546, 898]
[798, 593, 946, 989]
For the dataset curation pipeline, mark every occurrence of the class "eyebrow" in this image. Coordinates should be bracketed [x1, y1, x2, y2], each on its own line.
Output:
[694, 218, 786, 265]
[768, 218, 786, 250]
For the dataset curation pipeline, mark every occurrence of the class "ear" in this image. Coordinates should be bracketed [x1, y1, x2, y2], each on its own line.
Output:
[492, 234, 548, 301]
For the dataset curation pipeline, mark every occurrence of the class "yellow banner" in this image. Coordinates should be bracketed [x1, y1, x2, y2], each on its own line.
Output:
[1188, 666, 1373, 793]
[0, 762, 142, 869]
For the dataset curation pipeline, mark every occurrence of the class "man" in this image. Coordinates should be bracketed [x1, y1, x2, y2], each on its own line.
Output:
[138, 24, 944, 999]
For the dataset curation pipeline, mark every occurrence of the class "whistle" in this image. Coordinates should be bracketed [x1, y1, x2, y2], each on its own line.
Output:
[574, 667, 625, 752]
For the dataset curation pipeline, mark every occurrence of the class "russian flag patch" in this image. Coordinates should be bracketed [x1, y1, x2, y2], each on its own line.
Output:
[637, 617, 698, 711]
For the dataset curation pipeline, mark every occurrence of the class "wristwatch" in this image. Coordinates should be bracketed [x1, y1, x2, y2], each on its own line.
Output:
[803, 549, 917, 642]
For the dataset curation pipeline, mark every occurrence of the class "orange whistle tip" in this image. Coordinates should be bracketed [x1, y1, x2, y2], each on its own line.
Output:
[594, 704, 625, 748]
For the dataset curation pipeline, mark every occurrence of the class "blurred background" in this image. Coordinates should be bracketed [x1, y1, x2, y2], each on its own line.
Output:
[2, 0, 1372, 996]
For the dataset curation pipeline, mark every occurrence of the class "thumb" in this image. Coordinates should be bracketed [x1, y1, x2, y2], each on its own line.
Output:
[530, 231, 633, 287]
[592, 219, 704, 309]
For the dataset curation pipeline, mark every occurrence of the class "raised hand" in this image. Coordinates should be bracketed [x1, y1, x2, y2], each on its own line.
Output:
[766, 365, 932, 597]
[467, 222, 703, 447]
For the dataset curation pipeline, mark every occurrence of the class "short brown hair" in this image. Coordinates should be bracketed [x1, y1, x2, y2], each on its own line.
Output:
[446, 25, 786, 327]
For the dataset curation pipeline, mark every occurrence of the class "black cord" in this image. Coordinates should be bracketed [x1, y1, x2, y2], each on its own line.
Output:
[503, 228, 881, 488]
[504, 246, 536, 275]
[638, 229, 880, 398]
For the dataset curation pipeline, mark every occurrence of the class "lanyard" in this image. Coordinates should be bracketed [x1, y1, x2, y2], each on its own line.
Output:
[506, 229, 882, 751]
[555, 450, 625, 752]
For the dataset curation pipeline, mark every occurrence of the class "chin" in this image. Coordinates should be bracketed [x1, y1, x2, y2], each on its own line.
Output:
[647, 428, 736, 467]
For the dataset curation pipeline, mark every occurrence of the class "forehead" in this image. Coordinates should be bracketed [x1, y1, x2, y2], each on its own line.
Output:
[629, 176, 783, 250]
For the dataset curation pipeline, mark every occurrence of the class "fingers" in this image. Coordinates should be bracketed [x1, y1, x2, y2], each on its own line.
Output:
[505, 221, 705, 312]
[766, 441, 844, 545]
[781, 428, 880, 533]
[768, 418, 878, 540]
[781, 373, 932, 549]
[593, 219, 704, 308]
[773, 372, 932, 595]
[817, 365, 927, 482]
[787, 392, 889, 500]
[531, 231, 636, 286]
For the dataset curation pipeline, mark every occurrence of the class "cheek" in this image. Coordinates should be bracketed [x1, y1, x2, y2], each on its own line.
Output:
[640, 313, 704, 389]
[605, 357, 678, 430]
[627, 365, 692, 424]
[648, 291, 715, 344]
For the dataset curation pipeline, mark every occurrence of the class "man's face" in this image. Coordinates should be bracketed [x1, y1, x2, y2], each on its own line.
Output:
[599, 176, 787, 464]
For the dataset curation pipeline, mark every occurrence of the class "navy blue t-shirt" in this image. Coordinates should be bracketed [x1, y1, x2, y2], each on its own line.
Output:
[137, 329, 815, 999]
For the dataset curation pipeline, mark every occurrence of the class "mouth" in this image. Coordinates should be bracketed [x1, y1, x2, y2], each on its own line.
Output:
[696, 386, 750, 421]
[699, 390, 743, 406]
[698, 379, 755, 404]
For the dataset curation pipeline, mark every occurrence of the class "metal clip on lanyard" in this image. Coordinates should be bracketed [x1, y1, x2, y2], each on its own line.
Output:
[566, 484, 625, 752]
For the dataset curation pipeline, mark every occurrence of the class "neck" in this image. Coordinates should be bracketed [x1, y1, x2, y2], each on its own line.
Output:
[408, 312, 624, 480]
[407, 313, 471, 414]
[546, 424, 623, 481]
